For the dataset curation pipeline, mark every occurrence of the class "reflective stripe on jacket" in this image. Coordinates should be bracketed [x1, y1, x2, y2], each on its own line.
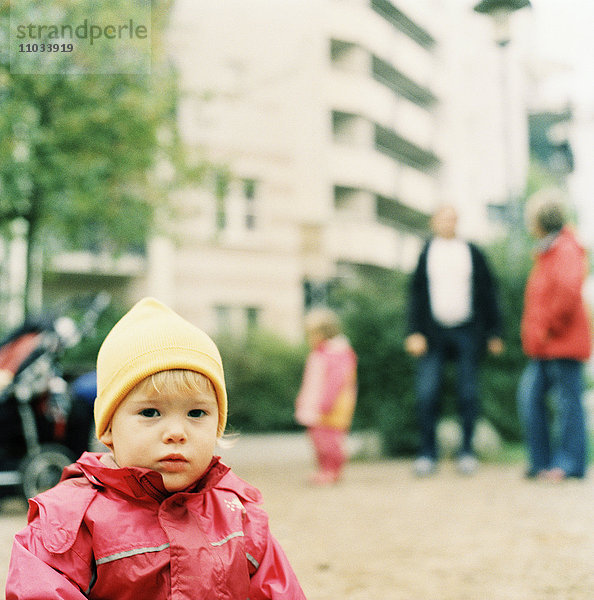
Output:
[6, 452, 306, 599]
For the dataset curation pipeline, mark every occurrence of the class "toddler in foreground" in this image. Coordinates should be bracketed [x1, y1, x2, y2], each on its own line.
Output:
[6, 297, 306, 599]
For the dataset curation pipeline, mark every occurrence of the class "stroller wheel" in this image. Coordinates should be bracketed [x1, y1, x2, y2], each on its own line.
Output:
[20, 444, 75, 499]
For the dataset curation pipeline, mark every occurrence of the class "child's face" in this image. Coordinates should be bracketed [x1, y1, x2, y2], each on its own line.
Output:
[99, 380, 219, 492]
[307, 330, 324, 350]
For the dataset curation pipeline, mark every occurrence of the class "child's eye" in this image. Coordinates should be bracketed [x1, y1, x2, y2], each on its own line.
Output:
[188, 409, 206, 418]
[139, 408, 160, 418]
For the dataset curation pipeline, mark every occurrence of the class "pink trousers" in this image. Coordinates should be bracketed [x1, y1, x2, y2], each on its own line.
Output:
[308, 426, 347, 478]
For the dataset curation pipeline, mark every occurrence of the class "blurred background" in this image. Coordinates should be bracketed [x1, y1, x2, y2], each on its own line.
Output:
[1, 0, 592, 456]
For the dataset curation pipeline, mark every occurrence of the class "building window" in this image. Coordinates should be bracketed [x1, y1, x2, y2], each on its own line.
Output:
[332, 111, 358, 143]
[243, 179, 257, 230]
[303, 279, 332, 310]
[214, 171, 230, 232]
[215, 305, 231, 335]
[246, 306, 259, 331]
[334, 185, 358, 210]
[214, 175, 258, 235]
[214, 304, 261, 337]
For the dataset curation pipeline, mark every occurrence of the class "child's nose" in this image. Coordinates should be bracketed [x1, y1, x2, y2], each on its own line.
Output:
[162, 418, 187, 443]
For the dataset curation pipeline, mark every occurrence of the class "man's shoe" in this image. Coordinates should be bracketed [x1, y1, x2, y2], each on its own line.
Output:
[413, 456, 437, 477]
[457, 454, 478, 476]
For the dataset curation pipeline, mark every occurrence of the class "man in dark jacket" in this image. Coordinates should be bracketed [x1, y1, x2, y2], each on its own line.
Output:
[405, 204, 503, 476]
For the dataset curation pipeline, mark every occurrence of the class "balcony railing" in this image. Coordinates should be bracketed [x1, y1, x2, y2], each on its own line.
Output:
[375, 124, 440, 172]
[370, 0, 435, 49]
[372, 55, 436, 108]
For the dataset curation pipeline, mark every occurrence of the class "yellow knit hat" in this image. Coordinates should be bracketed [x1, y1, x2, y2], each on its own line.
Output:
[94, 297, 227, 438]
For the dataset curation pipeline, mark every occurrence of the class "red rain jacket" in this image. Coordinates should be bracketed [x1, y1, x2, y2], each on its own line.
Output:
[295, 335, 357, 431]
[6, 453, 306, 599]
[521, 226, 591, 361]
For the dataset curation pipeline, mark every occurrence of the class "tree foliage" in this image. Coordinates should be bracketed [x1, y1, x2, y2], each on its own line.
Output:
[0, 1, 195, 314]
[217, 332, 307, 434]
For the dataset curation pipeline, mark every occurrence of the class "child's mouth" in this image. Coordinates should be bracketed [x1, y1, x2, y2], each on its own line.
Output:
[159, 455, 189, 471]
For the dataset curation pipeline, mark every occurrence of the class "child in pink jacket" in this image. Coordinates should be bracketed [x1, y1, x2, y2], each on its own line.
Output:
[295, 308, 357, 485]
[6, 298, 306, 599]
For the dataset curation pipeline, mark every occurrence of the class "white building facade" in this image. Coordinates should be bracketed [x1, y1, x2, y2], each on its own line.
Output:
[2, 0, 531, 340]
[148, 0, 529, 339]
[153, 0, 442, 339]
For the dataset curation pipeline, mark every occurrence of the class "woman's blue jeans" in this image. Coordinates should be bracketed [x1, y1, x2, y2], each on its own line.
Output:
[517, 359, 587, 478]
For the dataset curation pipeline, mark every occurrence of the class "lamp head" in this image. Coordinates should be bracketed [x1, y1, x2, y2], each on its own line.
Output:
[473, 0, 531, 14]
[473, 0, 531, 46]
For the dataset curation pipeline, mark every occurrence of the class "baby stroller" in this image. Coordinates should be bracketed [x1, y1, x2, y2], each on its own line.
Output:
[0, 293, 109, 501]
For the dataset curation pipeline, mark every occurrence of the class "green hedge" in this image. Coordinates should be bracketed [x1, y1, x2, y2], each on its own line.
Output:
[330, 267, 419, 455]
[479, 246, 529, 442]
[53, 245, 532, 457]
[217, 332, 307, 434]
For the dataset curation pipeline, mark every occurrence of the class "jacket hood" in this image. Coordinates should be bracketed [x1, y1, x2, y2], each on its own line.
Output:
[61, 452, 230, 501]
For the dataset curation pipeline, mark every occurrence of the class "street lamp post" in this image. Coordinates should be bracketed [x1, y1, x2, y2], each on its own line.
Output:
[473, 0, 531, 259]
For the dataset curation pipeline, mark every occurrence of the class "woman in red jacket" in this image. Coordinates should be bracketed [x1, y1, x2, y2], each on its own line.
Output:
[518, 189, 592, 481]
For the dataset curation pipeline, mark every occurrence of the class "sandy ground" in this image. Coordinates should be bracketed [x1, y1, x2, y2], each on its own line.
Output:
[1, 434, 593, 599]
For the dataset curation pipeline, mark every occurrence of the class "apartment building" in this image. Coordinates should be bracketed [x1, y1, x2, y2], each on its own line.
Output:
[143, 0, 444, 339]
[14, 0, 529, 340]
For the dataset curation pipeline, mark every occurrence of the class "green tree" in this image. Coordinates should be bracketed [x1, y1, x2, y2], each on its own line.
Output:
[0, 1, 198, 315]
